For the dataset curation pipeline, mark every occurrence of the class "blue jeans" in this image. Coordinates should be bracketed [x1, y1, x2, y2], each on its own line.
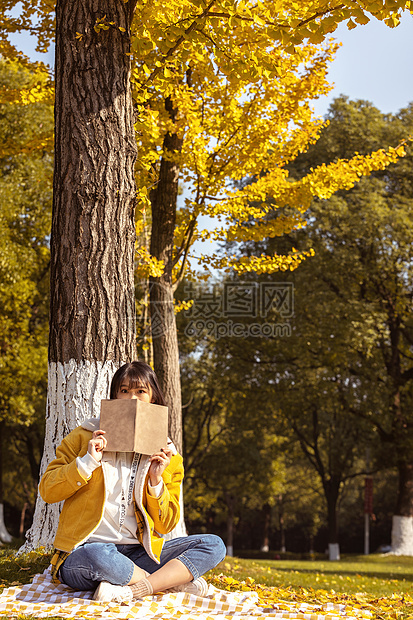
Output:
[59, 534, 226, 591]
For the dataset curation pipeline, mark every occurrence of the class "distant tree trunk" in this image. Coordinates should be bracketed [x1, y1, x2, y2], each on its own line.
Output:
[392, 461, 413, 555]
[149, 96, 186, 538]
[309, 533, 315, 555]
[20, 503, 29, 539]
[21, 0, 138, 551]
[278, 494, 286, 552]
[386, 324, 413, 555]
[0, 421, 12, 543]
[325, 480, 340, 560]
[149, 96, 183, 452]
[225, 492, 235, 557]
[260, 502, 271, 552]
[25, 429, 41, 485]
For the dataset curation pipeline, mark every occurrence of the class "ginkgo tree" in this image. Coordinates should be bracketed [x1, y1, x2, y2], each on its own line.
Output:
[134, 41, 340, 452]
[1, 0, 411, 550]
[131, 6, 407, 462]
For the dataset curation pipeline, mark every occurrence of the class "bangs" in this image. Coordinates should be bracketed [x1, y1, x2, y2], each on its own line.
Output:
[121, 367, 151, 390]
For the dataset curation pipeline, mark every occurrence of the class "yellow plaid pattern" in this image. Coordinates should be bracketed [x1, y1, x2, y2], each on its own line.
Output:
[0, 569, 372, 619]
[50, 549, 71, 584]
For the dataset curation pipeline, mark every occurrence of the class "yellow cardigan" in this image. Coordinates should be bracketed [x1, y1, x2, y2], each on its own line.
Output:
[39, 424, 184, 572]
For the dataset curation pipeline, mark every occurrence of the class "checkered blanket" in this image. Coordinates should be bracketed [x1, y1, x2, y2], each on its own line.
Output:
[0, 569, 371, 619]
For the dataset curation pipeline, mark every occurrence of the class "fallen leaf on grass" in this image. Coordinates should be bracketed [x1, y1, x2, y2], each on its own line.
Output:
[209, 573, 413, 619]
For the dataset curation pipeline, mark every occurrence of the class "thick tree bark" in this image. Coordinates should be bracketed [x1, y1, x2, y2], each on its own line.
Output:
[395, 461, 413, 516]
[149, 96, 183, 453]
[22, 0, 137, 551]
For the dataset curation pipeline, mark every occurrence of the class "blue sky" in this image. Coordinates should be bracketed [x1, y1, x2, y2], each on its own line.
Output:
[313, 14, 413, 116]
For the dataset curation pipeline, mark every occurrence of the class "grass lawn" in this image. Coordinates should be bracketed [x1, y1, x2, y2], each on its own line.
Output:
[0, 545, 412, 619]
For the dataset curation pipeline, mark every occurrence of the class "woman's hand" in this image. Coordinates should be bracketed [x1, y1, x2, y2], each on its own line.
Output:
[88, 430, 107, 462]
[149, 447, 171, 487]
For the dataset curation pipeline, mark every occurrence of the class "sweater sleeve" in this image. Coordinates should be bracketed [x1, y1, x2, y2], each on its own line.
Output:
[39, 428, 92, 504]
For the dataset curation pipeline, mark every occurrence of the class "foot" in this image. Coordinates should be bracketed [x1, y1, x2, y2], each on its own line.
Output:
[166, 577, 208, 597]
[93, 581, 133, 603]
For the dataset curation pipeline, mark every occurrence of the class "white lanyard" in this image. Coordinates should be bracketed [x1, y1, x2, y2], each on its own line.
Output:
[119, 452, 141, 530]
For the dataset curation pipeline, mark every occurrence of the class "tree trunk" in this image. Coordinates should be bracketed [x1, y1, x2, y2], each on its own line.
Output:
[0, 421, 12, 543]
[386, 324, 413, 555]
[149, 96, 186, 539]
[391, 461, 413, 555]
[149, 96, 183, 452]
[278, 494, 286, 552]
[324, 479, 340, 560]
[20, 503, 29, 539]
[225, 492, 235, 557]
[22, 0, 137, 551]
[260, 502, 271, 552]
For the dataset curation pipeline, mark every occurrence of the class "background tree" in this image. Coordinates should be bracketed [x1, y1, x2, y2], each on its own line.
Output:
[134, 35, 404, 459]
[178, 334, 286, 554]
[177, 295, 336, 554]
[177, 271, 377, 559]
[287, 97, 413, 554]
[210, 96, 413, 555]
[0, 58, 52, 541]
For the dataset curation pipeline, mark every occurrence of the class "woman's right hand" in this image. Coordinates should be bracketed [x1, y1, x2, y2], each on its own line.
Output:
[88, 430, 107, 462]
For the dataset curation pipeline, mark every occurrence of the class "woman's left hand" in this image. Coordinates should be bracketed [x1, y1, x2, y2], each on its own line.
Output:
[149, 447, 172, 487]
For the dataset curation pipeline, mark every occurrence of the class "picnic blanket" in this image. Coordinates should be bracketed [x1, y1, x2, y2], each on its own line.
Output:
[0, 568, 372, 620]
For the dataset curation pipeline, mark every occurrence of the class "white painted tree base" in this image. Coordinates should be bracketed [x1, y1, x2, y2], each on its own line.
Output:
[328, 543, 340, 561]
[391, 515, 413, 555]
[0, 503, 12, 543]
[20, 360, 118, 553]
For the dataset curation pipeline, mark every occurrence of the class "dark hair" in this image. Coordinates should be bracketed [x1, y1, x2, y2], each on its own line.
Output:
[110, 361, 166, 406]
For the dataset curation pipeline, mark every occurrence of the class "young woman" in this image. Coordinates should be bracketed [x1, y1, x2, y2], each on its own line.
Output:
[39, 361, 226, 603]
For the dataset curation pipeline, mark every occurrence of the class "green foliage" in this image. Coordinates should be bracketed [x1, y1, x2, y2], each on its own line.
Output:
[177, 287, 329, 550]
[180, 329, 286, 533]
[286, 97, 413, 472]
